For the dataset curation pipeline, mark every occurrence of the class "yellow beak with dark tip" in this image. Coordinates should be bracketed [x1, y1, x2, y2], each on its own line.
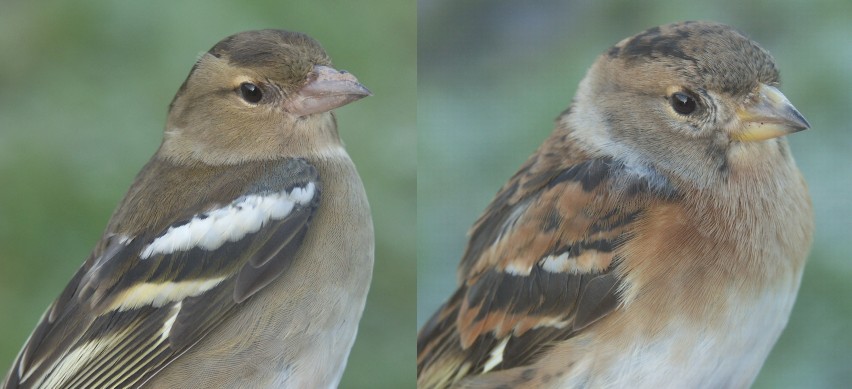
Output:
[732, 84, 810, 142]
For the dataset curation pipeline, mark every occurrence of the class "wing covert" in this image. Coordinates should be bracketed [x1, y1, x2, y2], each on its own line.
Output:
[418, 139, 674, 388]
[4, 158, 321, 389]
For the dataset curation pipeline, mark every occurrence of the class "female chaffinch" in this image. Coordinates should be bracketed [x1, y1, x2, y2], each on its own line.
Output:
[3, 29, 373, 388]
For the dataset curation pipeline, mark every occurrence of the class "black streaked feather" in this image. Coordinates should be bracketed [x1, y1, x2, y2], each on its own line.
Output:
[418, 150, 667, 387]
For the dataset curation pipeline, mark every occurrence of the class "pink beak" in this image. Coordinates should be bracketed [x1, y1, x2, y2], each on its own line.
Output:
[284, 65, 371, 116]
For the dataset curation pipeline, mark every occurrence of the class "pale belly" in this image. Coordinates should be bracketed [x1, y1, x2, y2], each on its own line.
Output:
[552, 286, 799, 389]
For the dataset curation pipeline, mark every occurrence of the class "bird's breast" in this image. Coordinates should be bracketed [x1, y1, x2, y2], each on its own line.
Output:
[572, 173, 811, 388]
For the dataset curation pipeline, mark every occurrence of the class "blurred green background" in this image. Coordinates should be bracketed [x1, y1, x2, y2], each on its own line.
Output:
[418, 1, 851, 387]
[0, 1, 415, 388]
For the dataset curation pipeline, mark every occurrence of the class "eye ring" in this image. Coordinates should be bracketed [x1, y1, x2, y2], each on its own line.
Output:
[670, 91, 697, 115]
[239, 82, 263, 103]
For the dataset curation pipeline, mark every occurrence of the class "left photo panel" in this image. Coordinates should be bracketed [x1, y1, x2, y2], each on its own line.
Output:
[0, 1, 415, 388]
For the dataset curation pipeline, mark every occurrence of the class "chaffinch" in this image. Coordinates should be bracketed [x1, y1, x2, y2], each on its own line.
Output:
[3, 29, 373, 388]
[417, 21, 813, 388]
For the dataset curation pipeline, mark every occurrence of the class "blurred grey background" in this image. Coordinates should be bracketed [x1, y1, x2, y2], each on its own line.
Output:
[418, 1, 851, 387]
[0, 1, 415, 387]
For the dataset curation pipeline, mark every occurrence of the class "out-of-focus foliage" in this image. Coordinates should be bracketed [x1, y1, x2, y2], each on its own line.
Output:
[0, 1, 415, 387]
[418, 1, 852, 387]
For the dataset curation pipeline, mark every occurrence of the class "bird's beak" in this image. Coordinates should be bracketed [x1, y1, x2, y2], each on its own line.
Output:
[731, 83, 810, 142]
[284, 65, 372, 116]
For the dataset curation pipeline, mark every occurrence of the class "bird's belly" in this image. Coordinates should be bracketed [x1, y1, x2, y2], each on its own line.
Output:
[267, 287, 366, 389]
[267, 324, 360, 389]
[554, 285, 799, 389]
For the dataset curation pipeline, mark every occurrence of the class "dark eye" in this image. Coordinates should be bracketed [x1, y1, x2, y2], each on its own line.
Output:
[239, 82, 263, 103]
[670, 92, 697, 115]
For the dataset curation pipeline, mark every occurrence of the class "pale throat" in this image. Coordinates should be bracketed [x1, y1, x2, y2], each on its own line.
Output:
[160, 112, 346, 165]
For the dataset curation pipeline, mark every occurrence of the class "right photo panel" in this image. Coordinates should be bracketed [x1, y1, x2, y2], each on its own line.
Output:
[417, 1, 851, 388]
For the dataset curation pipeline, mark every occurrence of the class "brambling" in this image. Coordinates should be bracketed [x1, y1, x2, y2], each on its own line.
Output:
[3, 29, 373, 388]
[418, 21, 812, 388]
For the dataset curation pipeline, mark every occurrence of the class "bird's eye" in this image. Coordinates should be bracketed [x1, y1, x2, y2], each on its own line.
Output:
[670, 92, 697, 115]
[239, 83, 263, 103]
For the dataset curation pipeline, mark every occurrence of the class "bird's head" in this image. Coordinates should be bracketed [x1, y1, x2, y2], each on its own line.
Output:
[566, 21, 809, 187]
[162, 29, 370, 164]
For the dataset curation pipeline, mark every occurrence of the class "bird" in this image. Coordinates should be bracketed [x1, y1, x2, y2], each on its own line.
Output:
[2, 29, 374, 388]
[417, 21, 813, 389]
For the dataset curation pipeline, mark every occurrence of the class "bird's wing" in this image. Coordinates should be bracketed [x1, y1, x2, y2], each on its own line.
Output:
[417, 137, 673, 388]
[4, 158, 321, 389]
